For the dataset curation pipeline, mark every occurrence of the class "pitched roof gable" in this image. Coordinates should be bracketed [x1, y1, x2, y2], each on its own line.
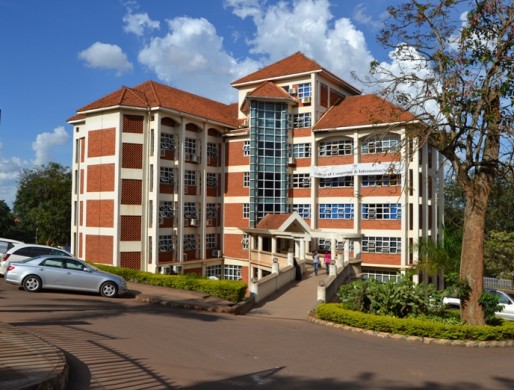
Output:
[240, 81, 298, 113]
[74, 81, 238, 127]
[314, 94, 416, 130]
[232, 52, 323, 86]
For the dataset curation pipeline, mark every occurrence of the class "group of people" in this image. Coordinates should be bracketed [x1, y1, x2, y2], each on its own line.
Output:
[312, 250, 331, 276]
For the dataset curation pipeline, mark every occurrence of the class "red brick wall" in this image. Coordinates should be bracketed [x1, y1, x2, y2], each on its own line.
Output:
[120, 252, 141, 269]
[318, 155, 353, 166]
[360, 153, 401, 164]
[361, 220, 401, 230]
[121, 179, 142, 205]
[318, 219, 353, 229]
[86, 199, 114, 227]
[85, 235, 113, 264]
[224, 203, 247, 227]
[123, 115, 144, 134]
[226, 140, 248, 166]
[360, 187, 402, 197]
[292, 128, 311, 137]
[318, 187, 354, 198]
[223, 234, 249, 259]
[122, 143, 143, 169]
[88, 128, 116, 157]
[120, 216, 141, 241]
[87, 164, 115, 192]
[225, 172, 248, 196]
[362, 253, 401, 266]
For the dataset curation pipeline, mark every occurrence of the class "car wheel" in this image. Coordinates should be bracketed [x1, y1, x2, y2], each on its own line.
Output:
[23, 275, 42, 292]
[100, 281, 118, 298]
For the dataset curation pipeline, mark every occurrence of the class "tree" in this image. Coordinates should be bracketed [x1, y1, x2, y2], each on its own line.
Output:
[0, 200, 16, 238]
[13, 163, 72, 246]
[368, 0, 513, 324]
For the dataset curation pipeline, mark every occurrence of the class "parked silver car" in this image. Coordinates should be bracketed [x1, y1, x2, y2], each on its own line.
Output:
[4, 256, 127, 298]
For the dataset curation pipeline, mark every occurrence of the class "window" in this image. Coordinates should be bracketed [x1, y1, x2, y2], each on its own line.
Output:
[160, 167, 175, 184]
[362, 204, 401, 220]
[207, 142, 218, 158]
[206, 203, 218, 218]
[207, 173, 217, 188]
[206, 265, 222, 279]
[184, 203, 197, 219]
[224, 264, 242, 280]
[183, 234, 197, 250]
[292, 143, 312, 158]
[362, 237, 401, 254]
[318, 238, 347, 252]
[319, 139, 353, 156]
[297, 83, 311, 98]
[65, 259, 86, 271]
[243, 203, 250, 219]
[362, 270, 403, 282]
[243, 141, 251, 156]
[362, 135, 400, 154]
[292, 173, 311, 188]
[159, 201, 175, 218]
[243, 172, 250, 187]
[159, 235, 173, 252]
[161, 133, 175, 152]
[185, 170, 197, 186]
[241, 234, 249, 250]
[41, 258, 64, 268]
[290, 113, 312, 128]
[319, 176, 353, 188]
[185, 138, 197, 155]
[362, 175, 401, 187]
[319, 204, 354, 219]
[292, 204, 311, 219]
[206, 234, 216, 249]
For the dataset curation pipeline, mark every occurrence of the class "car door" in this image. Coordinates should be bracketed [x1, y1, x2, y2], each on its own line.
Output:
[38, 258, 66, 288]
[63, 259, 97, 291]
[495, 291, 514, 321]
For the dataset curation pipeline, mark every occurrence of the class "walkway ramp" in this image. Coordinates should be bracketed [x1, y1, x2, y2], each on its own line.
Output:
[247, 265, 328, 320]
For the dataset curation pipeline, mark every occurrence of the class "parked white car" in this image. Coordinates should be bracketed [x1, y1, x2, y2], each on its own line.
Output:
[443, 289, 514, 321]
[0, 244, 71, 276]
[0, 238, 23, 260]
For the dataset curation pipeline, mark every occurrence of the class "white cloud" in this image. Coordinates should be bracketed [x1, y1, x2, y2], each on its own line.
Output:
[352, 3, 386, 30]
[0, 142, 30, 206]
[78, 42, 134, 76]
[32, 127, 69, 166]
[123, 12, 160, 36]
[138, 17, 260, 103]
[226, 0, 375, 89]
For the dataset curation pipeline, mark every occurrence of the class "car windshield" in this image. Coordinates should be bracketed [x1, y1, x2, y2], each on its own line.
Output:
[20, 256, 47, 263]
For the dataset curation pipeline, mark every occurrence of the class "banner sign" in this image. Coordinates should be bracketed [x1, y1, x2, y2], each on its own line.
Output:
[310, 162, 403, 178]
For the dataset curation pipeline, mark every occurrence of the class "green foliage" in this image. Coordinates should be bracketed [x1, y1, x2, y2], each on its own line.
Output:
[94, 264, 247, 303]
[479, 291, 503, 325]
[337, 276, 442, 319]
[0, 200, 17, 239]
[484, 231, 514, 279]
[12, 163, 71, 246]
[316, 303, 514, 342]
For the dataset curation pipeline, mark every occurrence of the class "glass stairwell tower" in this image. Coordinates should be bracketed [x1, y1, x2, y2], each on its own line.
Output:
[249, 101, 289, 227]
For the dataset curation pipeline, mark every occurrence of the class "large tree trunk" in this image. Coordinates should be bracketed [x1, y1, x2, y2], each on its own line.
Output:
[459, 176, 492, 325]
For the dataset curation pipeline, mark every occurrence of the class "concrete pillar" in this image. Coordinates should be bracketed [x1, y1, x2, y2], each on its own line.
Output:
[271, 236, 277, 254]
[317, 280, 326, 302]
[287, 250, 294, 266]
[344, 239, 350, 265]
[272, 257, 279, 274]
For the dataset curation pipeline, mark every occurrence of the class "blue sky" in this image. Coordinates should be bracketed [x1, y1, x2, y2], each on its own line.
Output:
[0, 0, 403, 206]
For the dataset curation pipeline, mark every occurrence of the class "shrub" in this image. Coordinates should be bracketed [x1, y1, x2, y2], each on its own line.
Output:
[337, 275, 443, 318]
[93, 264, 247, 303]
[316, 303, 514, 341]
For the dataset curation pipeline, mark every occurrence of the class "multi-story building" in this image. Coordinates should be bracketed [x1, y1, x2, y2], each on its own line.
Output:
[68, 52, 443, 283]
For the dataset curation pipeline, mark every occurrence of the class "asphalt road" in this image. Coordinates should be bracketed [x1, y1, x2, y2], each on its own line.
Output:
[1, 278, 514, 390]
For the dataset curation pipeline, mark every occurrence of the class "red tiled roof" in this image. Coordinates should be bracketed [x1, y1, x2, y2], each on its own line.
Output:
[73, 81, 239, 127]
[240, 81, 298, 113]
[313, 94, 416, 130]
[256, 213, 292, 230]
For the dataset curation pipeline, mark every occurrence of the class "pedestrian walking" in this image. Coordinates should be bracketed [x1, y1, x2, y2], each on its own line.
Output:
[313, 251, 319, 276]
[324, 251, 331, 274]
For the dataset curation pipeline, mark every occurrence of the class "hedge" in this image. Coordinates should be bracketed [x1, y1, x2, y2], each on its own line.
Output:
[94, 264, 247, 304]
[316, 303, 514, 341]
